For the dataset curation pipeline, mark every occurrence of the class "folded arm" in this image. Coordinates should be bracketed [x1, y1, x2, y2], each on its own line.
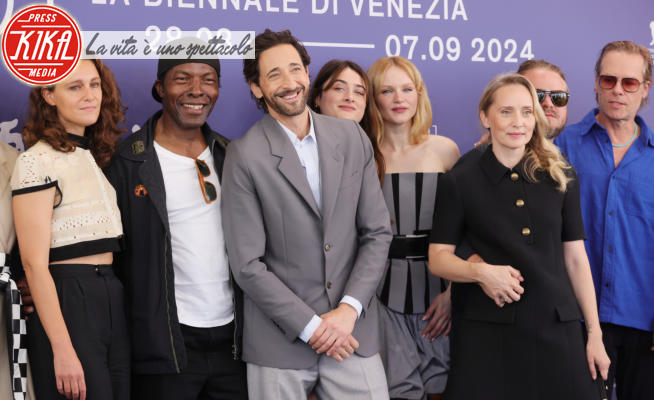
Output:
[429, 243, 524, 307]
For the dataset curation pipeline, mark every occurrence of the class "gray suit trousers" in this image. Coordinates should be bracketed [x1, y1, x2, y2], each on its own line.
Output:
[247, 353, 389, 400]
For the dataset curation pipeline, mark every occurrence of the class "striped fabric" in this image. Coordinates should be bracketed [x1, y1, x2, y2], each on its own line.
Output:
[377, 173, 445, 314]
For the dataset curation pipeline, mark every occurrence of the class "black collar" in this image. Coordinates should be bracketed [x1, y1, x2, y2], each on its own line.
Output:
[67, 133, 89, 149]
[118, 110, 228, 162]
[479, 145, 528, 184]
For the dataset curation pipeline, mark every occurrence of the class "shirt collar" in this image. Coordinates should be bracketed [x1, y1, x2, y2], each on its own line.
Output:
[67, 133, 89, 149]
[582, 108, 654, 148]
[579, 108, 602, 136]
[479, 145, 528, 185]
[635, 114, 654, 148]
[277, 109, 316, 145]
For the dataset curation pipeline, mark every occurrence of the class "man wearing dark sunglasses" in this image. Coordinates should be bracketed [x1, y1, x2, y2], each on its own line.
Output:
[518, 59, 569, 140]
[105, 38, 248, 400]
[557, 40, 654, 400]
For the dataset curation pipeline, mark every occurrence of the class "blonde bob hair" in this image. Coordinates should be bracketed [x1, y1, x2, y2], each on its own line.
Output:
[479, 73, 571, 191]
[367, 56, 432, 148]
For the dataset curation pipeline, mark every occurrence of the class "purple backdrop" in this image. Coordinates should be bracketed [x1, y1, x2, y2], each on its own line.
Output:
[2, 0, 654, 152]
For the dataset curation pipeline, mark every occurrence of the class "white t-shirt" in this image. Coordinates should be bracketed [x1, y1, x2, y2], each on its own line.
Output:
[154, 142, 233, 327]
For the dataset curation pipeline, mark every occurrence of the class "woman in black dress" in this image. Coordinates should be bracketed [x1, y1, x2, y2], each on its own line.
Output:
[428, 73, 610, 400]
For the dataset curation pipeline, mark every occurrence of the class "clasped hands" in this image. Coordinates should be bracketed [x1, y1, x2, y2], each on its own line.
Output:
[475, 261, 525, 308]
[308, 303, 359, 362]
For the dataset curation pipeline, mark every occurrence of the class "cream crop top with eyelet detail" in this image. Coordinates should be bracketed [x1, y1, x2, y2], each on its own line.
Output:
[10, 135, 123, 262]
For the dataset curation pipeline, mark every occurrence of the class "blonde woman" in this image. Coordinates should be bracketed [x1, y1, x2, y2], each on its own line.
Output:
[428, 74, 610, 399]
[368, 56, 459, 400]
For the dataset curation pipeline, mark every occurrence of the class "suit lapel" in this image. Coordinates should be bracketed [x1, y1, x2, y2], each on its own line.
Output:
[263, 114, 321, 218]
[314, 112, 343, 225]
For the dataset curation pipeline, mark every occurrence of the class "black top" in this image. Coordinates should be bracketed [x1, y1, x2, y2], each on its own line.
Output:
[68, 133, 90, 149]
[430, 146, 584, 322]
[429, 146, 596, 399]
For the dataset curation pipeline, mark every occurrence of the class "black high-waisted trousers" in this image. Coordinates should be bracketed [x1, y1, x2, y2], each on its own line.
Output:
[28, 264, 130, 400]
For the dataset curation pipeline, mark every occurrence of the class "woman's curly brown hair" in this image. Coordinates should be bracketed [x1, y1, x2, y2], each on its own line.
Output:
[22, 59, 126, 167]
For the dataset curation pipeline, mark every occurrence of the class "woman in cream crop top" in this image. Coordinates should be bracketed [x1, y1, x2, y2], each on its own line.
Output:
[11, 137, 123, 261]
[11, 59, 130, 400]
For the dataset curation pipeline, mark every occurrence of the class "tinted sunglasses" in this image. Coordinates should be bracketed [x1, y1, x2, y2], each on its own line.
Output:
[195, 159, 217, 204]
[536, 89, 570, 107]
[598, 75, 644, 93]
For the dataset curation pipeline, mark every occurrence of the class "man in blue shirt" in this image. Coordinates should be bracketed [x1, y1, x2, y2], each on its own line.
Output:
[556, 40, 654, 400]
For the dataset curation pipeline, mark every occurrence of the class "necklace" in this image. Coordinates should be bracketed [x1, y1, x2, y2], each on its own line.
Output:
[612, 123, 639, 148]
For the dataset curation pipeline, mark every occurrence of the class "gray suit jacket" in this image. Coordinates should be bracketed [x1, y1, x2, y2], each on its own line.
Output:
[221, 111, 392, 368]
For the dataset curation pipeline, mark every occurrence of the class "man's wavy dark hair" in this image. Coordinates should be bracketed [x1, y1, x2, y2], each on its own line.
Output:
[242, 29, 311, 111]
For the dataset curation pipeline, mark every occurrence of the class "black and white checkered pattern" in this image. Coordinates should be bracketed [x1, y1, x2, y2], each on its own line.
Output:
[0, 265, 27, 400]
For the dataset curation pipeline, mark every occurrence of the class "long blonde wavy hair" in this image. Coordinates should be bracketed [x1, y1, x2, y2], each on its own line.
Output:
[479, 73, 571, 191]
[367, 56, 432, 148]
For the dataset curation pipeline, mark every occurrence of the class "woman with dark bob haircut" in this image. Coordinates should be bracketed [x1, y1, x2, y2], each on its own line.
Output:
[309, 59, 385, 179]
[11, 59, 130, 400]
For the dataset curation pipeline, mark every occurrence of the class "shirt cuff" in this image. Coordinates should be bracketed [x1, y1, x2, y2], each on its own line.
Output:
[340, 295, 362, 318]
[298, 314, 322, 343]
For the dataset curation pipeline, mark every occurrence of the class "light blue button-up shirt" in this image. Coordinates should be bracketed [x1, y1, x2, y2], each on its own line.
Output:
[276, 112, 363, 342]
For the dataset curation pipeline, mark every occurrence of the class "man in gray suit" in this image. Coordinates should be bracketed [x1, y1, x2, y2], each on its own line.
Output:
[221, 29, 392, 399]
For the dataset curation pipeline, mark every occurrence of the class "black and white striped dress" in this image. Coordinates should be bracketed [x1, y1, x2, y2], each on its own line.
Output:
[377, 172, 444, 314]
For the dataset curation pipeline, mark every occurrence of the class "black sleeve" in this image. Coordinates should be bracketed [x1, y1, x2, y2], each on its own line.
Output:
[454, 238, 475, 260]
[430, 171, 464, 245]
[561, 168, 586, 242]
[103, 160, 126, 280]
